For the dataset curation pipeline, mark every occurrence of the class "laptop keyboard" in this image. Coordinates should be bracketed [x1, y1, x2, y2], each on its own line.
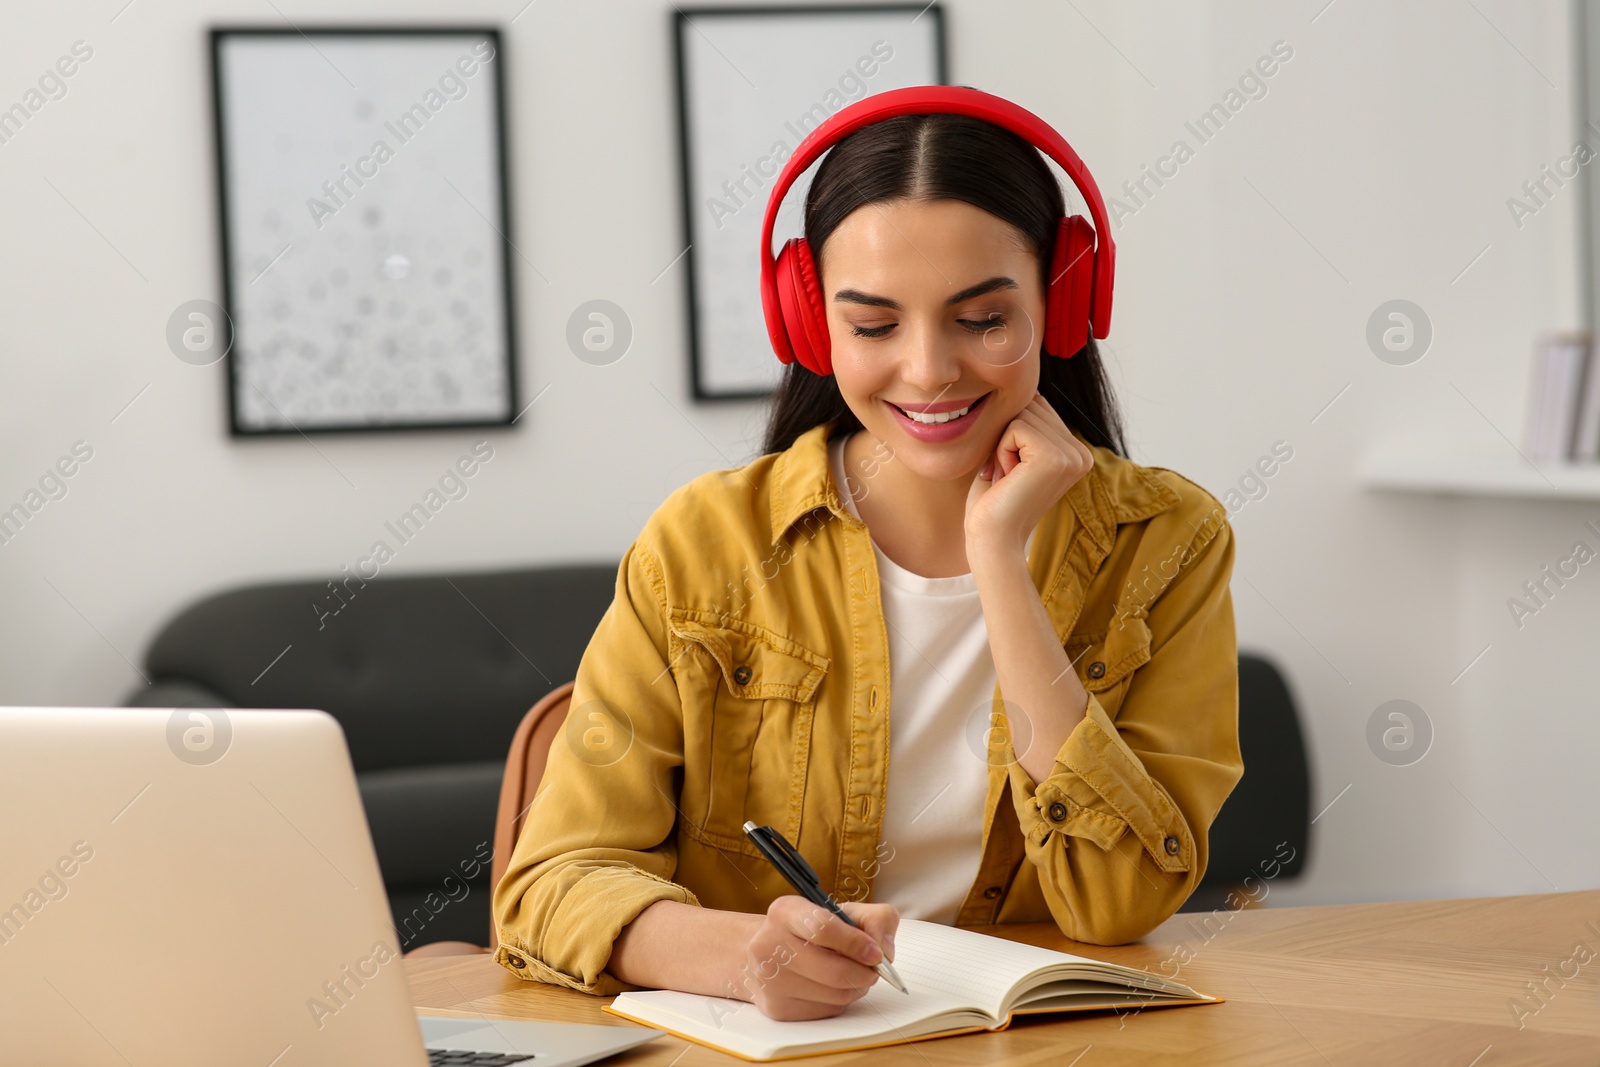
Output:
[426, 1052, 537, 1065]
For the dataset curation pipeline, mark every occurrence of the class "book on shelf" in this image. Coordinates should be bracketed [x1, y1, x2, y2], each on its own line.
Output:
[1527, 332, 1600, 463]
[1574, 333, 1600, 462]
[602, 918, 1218, 1062]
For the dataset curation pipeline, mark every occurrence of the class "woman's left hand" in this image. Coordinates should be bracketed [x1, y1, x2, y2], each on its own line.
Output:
[964, 389, 1095, 563]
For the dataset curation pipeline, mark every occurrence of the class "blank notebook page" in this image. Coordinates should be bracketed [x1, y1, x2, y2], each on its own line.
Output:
[886, 919, 1107, 1017]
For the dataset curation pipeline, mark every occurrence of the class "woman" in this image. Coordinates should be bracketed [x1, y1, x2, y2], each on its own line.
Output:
[493, 87, 1242, 1022]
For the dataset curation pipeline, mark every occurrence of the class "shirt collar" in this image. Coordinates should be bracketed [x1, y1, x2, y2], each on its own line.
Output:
[768, 419, 1181, 550]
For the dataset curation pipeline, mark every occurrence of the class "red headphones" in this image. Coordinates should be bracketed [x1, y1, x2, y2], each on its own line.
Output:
[759, 85, 1116, 377]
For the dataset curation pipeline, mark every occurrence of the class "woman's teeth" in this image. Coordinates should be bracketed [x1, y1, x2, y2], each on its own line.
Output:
[897, 397, 981, 424]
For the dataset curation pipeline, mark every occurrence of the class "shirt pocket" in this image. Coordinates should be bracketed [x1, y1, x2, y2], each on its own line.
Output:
[667, 611, 830, 859]
[1064, 612, 1153, 717]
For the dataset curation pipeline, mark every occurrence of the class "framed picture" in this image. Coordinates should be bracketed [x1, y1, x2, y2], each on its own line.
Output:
[210, 27, 518, 435]
[673, 4, 946, 400]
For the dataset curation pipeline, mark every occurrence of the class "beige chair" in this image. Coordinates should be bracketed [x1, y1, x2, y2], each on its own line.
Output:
[404, 681, 573, 958]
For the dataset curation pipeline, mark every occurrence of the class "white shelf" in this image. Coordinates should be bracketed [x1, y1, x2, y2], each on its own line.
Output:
[1360, 452, 1600, 501]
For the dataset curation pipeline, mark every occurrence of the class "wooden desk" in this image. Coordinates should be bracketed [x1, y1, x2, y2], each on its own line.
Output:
[406, 890, 1600, 1064]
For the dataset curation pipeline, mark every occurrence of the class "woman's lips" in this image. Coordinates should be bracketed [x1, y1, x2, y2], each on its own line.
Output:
[886, 392, 990, 442]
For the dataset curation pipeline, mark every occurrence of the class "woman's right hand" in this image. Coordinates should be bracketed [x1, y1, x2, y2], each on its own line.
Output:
[738, 895, 901, 1020]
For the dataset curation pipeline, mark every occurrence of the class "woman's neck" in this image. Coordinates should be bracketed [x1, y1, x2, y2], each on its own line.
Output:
[842, 431, 975, 578]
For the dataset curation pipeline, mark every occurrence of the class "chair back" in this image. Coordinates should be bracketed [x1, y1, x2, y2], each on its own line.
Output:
[488, 681, 574, 950]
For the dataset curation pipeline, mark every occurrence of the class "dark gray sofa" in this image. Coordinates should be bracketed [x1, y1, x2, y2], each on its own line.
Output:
[126, 564, 619, 949]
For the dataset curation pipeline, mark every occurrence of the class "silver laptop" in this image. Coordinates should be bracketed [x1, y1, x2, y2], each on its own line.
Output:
[0, 707, 665, 1067]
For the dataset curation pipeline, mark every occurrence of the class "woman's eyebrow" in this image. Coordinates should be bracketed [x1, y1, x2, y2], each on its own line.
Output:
[833, 276, 1019, 311]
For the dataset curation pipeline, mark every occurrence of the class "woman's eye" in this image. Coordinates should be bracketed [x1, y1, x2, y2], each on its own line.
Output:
[849, 315, 1007, 338]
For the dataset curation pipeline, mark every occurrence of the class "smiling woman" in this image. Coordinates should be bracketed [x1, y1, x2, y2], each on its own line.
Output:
[493, 88, 1241, 1029]
[763, 111, 1127, 463]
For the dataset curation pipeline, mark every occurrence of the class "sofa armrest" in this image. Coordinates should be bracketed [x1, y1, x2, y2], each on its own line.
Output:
[125, 680, 236, 709]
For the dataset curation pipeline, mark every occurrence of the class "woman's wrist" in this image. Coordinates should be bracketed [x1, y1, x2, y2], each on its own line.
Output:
[967, 533, 1030, 582]
[609, 899, 762, 996]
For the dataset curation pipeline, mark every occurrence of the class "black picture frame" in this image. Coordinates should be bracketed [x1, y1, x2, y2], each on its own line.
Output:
[673, 4, 948, 402]
[210, 26, 519, 437]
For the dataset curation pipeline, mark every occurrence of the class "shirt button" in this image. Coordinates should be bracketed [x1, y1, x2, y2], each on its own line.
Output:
[1047, 802, 1068, 822]
[1087, 661, 1106, 679]
[507, 954, 526, 968]
[1164, 835, 1180, 855]
[733, 665, 753, 685]
[982, 886, 1002, 900]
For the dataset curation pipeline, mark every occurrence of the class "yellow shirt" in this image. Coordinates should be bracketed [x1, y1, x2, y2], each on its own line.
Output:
[492, 420, 1243, 995]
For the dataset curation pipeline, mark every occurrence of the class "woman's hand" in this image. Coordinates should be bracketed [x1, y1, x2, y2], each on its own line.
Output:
[965, 389, 1094, 563]
[739, 896, 899, 1020]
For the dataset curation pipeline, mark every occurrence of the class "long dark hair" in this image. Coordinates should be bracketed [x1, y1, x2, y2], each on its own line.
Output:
[760, 112, 1128, 459]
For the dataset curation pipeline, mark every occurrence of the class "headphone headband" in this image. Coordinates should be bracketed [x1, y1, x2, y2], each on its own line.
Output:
[758, 85, 1116, 361]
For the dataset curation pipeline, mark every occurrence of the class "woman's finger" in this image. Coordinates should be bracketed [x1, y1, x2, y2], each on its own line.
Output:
[778, 898, 883, 967]
[840, 902, 899, 962]
[1012, 395, 1075, 454]
[781, 937, 881, 992]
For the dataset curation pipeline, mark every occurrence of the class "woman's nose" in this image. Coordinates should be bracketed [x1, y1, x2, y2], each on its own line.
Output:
[897, 320, 964, 391]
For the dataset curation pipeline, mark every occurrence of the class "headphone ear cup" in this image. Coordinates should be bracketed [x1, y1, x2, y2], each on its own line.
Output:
[775, 238, 832, 376]
[1044, 215, 1096, 359]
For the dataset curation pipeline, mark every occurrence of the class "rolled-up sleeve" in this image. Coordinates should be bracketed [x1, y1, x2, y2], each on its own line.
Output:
[491, 539, 701, 994]
[1005, 515, 1243, 944]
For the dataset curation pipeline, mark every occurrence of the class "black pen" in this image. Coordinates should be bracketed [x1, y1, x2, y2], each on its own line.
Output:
[743, 820, 909, 994]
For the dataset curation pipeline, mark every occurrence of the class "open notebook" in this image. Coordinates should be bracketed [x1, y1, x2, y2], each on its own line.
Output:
[603, 919, 1218, 1061]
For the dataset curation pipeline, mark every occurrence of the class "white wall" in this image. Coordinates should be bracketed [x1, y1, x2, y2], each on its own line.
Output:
[1, 0, 1594, 907]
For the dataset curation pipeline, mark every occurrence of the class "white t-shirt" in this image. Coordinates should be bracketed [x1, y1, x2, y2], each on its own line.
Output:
[829, 431, 1035, 924]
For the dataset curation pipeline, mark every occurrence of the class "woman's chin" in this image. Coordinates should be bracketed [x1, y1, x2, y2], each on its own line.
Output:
[887, 441, 992, 483]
